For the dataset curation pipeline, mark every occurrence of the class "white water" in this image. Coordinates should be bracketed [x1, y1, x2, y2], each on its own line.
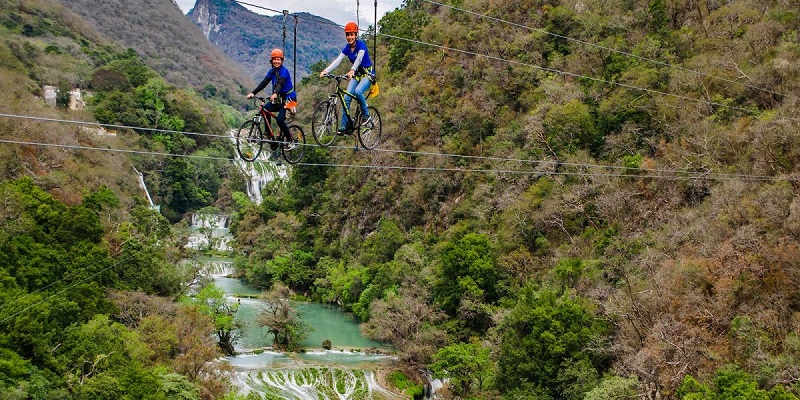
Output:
[185, 212, 232, 252]
[229, 128, 288, 204]
[185, 197, 412, 399]
[228, 359, 403, 400]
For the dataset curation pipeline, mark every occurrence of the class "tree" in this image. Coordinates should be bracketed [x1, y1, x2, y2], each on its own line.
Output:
[255, 283, 312, 351]
[363, 287, 447, 365]
[675, 365, 797, 400]
[55, 80, 71, 109]
[430, 341, 493, 397]
[189, 284, 241, 355]
[195, 206, 222, 252]
[495, 286, 611, 398]
[434, 233, 499, 326]
[57, 315, 151, 388]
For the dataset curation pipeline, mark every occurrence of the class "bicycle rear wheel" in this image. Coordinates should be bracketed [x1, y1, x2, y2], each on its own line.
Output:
[357, 106, 382, 150]
[282, 125, 306, 164]
[312, 100, 340, 147]
[236, 120, 263, 161]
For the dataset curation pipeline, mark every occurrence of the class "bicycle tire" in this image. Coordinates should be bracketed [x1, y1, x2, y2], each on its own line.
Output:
[312, 100, 340, 147]
[236, 119, 263, 161]
[357, 106, 382, 150]
[282, 125, 306, 164]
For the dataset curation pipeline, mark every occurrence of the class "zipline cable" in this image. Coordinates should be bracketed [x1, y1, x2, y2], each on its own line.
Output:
[0, 112, 780, 179]
[1, 111, 798, 181]
[1, 136, 795, 182]
[0, 138, 236, 162]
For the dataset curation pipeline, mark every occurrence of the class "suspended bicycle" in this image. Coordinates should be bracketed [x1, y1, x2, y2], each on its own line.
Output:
[312, 74, 382, 150]
[236, 96, 305, 164]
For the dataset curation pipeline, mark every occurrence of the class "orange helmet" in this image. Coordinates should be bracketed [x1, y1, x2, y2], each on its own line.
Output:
[344, 22, 358, 34]
[270, 48, 284, 59]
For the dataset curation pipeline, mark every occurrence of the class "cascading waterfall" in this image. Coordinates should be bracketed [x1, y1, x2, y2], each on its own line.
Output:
[186, 212, 232, 252]
[229, 128, 288, 204]
[233, 366, 401, 400]
[185, 194, 411, 400]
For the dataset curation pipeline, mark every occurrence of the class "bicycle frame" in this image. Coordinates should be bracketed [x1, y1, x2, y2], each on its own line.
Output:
[253, 98, 283, 143]
[328, 76, 363, 131]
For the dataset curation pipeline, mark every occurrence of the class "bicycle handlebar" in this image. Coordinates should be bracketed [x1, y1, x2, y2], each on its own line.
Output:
[322, 73, 349, 81]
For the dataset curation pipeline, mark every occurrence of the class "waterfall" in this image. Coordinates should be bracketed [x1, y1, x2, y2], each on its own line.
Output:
[420, 369, 444, 399]
[232, 366, 404, 400]
[229, 129, 288, 204]
[131, 165, 157, 210]
[186, 212, 232, 252]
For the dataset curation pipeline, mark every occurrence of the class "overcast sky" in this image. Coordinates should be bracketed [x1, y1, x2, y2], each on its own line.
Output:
[174, 0, 404, 27]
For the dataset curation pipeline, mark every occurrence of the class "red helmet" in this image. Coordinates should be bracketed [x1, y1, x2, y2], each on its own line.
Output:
[270, 48, 284, 59]
[344, 21, 358, 34]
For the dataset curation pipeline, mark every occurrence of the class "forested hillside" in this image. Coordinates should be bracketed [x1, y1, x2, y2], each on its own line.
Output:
[4, 0, 800, 398]
[230, 0, 800, 398]
[0, 1, 248, 396]
[61, 0, 252, 104]
[188, 0, 343, 81]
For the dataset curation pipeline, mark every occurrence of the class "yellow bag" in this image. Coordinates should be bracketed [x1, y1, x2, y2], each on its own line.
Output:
[368, 82, 379, 98]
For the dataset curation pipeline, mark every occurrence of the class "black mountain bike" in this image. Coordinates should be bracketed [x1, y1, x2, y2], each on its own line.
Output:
[312, 74, 382, 149]
[236, 96, 305, 164]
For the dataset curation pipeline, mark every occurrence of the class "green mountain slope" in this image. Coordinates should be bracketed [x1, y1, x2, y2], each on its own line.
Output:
[232, 0, 800, 398]
[60, 0, 253, 98]
[0, 0, 243, 398]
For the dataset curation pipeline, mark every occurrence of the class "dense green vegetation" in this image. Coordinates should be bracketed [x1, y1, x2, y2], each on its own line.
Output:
[228, 0, 800, 398]
[0, 1, 249, 397]
[0, 178, 233, 399]
[3, 0, 800, 398]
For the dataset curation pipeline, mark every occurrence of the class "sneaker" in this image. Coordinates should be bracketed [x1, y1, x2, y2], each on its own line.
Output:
[360, 115, 372, 127]
[284, 142, 297, 151]
[336, 127, 347, 135]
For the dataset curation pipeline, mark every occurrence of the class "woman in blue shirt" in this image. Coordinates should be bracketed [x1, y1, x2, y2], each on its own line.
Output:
[247, 48, 297, 152]
[320, 21, 374, 132]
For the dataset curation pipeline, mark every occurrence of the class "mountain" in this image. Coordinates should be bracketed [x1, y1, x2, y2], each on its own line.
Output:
[60, 0, 253, 97]
[187, 0, 343, 82]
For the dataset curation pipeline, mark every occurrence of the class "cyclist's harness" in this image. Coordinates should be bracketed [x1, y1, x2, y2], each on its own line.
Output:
[343, 40, 373, 78]
[252, 65, 297, 102]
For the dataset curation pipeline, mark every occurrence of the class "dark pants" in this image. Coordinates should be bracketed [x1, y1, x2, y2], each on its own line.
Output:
[265, 102, 289, 139]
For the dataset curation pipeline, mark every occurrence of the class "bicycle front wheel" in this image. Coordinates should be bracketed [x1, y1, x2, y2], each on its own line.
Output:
[357, 106, 382, 150]
[282, 125, 306, 164]
[236, 120, 263, 161]
[312, 100, 340, 147]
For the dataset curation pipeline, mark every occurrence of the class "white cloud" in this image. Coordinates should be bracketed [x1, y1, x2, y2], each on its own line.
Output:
[175, 0, 403, 27]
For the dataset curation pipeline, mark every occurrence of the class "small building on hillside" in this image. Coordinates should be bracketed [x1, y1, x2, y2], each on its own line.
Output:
[41, 85, 86, 110]
[42, 85, 57, 107]
[69, 88, 85, 110]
